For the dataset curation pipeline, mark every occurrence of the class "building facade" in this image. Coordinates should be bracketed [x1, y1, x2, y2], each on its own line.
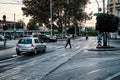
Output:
[107, 0, 120, 38]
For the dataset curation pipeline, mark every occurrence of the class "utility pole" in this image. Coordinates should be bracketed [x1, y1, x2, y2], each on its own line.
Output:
[103, 0, 105, 13]
[50, 0, 53, 36]
[102, 0, 107, 46]
[23, 15, 25, 38]
[14, 13, 16, 39]
[95, 0, 99, 13]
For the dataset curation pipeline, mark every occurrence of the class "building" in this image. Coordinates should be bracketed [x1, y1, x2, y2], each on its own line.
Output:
[0, 20, 24, 37]
[0, 20, 47, 38]
[107, 0, 120, 38]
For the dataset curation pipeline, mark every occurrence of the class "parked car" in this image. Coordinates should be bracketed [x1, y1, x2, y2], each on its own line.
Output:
[33, 34, 57, 42]
[0, 35, 4, 41]
[16, 37, 46, 55]
[46, 35, 57, 42]
[56, 34, 66, 39]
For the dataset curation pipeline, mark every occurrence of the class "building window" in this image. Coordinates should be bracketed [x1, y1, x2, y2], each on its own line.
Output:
[118, 0, 120, 3]
[117, 9, 120, 17]
[109, 0, 113, 4]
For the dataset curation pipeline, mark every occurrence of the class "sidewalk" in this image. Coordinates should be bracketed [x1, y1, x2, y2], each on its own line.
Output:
[88, 39, 120, 80]
[0, 39, 18, 60]
[0, 45, 12, 50]
[88, 38, 120, 51]
[0, 40, 18, 50]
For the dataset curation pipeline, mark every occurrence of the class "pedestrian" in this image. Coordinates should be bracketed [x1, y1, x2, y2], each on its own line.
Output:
[65, 34, 72, 49]
[86, 35, 88, 40]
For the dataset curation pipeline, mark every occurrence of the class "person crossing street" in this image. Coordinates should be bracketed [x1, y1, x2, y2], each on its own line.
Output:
[65, 34, 72, 49]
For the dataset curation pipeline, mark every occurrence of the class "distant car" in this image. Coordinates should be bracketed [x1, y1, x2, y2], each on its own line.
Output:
[16, 37, 46, 55]
[46, 35, 57, 42]
[33, 34, 57, 42]
[56, 34, 66, 39]
[0, 35, 4, 41]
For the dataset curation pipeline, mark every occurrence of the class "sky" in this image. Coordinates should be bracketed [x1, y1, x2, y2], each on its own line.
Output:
[0, 0, 107, 26]
[85, 0, 107, 27]
[0, 0, 29, 24]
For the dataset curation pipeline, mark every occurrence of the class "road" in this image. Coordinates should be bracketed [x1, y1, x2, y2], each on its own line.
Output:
[0, 37, 120, 80]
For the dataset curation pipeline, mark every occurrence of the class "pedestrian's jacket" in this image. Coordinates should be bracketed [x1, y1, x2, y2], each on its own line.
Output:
[67, 35, 71, 42]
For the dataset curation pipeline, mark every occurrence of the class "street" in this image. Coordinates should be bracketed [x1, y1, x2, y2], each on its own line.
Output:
[0, 37, 120, 80]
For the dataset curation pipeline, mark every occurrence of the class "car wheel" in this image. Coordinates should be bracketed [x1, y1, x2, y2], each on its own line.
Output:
[43, 49, 46, 52]
[16, 51, 21, 55]
[34, 49, 38, 55]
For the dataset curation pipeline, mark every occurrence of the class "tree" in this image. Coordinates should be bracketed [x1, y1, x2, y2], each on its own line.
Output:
[46, 23, 58, 35]
[22, 0, 50, 25]
[27, 18, 39, 30]
[96, 13, 119, 47]
[67, 26, 80, 38]
[16, 20, 25, 30]
[67, 26, 75, 34]
[96, 13, 119, 32]
[22, 0, 91, 32]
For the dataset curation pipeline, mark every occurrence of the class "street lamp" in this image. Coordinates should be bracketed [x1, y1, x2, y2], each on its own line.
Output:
[50, 0, 53, 36]
[95, 0, 99, 13]
[95, 0, 105, 13]
[14, 13, 16, 39]
[103, 0, 105, 13]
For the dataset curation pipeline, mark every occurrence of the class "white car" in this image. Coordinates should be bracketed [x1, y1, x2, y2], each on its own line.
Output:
[16, 37, 46, 55]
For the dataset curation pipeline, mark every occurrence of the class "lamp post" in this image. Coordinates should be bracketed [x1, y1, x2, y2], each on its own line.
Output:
[103, 0, 105, 13]
[50, 0, 53, 36]
[14, 13, 16, 39]
[102, 0, 108, 46]
[95, 0, 99, 13]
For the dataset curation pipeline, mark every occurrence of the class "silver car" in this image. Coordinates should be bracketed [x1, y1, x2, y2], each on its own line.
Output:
[16, 37, 46, 55]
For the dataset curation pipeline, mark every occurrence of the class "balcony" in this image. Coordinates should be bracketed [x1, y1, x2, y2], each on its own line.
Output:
[116, 3, 120, 9]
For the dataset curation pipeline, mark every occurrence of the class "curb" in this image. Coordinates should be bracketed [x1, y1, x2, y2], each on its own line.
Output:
[88, 47, 120, 51]
[105, 72, 120, 80]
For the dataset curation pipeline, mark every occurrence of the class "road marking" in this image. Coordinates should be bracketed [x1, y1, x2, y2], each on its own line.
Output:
[12, 55, 17, 57]
[105, 72, 120, 80]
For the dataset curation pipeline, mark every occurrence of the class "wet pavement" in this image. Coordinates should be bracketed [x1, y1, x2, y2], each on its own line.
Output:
[0, 40, 18, 60]
[42, 38, 120, 80]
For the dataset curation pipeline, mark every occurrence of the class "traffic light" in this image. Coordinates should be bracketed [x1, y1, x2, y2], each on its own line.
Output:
[2, 23, 8, 30]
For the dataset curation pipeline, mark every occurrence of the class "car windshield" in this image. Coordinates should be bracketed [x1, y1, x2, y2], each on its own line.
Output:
[18, 39, 32, 44]
[39, 35, 47, 38]
[33, 34, 38, 37]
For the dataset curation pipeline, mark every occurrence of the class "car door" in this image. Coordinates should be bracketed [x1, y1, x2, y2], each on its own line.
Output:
[34, 38, 44, 51]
